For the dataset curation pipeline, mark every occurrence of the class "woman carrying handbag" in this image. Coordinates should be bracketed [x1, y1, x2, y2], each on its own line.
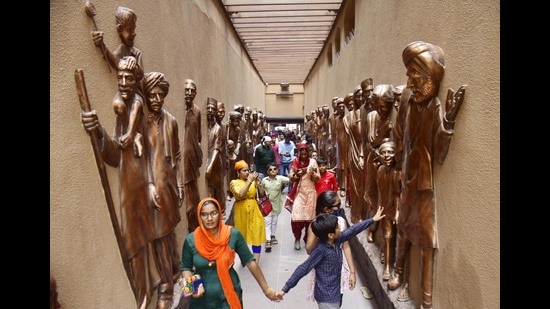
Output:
[230, 160, 267, 264]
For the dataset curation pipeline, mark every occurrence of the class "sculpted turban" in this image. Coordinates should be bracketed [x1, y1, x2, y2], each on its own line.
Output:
[402, 41, 445, 82]
[372, 84, 394, 103]
[393, 85, 405, 95]
[379, 138, 396, 151]
[143, 72, 169, 96]
[229, 111, 242, 120]
[361, 78, 373, 91]
[184, 78, 196, 90]
[234, 160, 249, 171]
[343, 92, 354, 105]
[354, 84, 362, 96]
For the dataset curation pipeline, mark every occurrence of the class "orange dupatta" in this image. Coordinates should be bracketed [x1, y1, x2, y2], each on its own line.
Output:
[194, 197, 240, 308]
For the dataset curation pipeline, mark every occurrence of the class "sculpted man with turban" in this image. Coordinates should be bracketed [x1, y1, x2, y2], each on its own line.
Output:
[387, 41, 466, 309]
[143, 71, 184, 308]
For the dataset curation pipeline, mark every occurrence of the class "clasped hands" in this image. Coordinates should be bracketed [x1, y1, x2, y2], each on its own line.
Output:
[263, 287, 284, 301]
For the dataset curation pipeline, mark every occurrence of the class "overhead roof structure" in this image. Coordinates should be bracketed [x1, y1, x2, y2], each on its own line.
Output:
[221, 0, 343, 84]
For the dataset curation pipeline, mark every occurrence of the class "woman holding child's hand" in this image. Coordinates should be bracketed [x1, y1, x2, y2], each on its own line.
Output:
[181, 197, 279, 308]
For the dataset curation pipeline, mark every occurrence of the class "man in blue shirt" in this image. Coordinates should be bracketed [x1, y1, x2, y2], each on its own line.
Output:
[278, 132, 296, 191]
[276, 207, 385, 308]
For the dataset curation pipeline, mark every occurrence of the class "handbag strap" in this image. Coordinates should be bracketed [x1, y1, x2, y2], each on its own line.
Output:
[257, 183, 268, 199]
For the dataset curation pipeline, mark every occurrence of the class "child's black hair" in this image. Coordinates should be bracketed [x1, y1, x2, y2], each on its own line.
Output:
[311, 213, 339, 242]
[316, 157, 327, 165]
[315, 190, 339, 215]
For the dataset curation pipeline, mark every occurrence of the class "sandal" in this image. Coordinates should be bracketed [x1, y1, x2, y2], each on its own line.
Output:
[270, 235, 278, 245]
[265, 241, 272, 253]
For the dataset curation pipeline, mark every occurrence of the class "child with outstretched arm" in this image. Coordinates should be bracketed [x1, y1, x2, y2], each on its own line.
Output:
[274, 206, 385, 308]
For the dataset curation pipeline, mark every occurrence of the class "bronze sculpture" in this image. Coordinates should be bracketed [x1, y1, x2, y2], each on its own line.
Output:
[242, 106, 254, 165]
[360, 78, 374, 114]
[363, 84, 395, 243]
[259, 112, 268, 140]
[333, 97, 347, 199]
[216, 101, 229, 203]
[387, 41, 466, 309]
[80, 57, 154, 308]
[393, 85, 406, 112]
[50, 275, 61, 309]
[90, 6, 144, 85]
[327, 97, 339, 170]
[304, 113, 314, 138]
[233, 104, 246, 163]
[318, 104, 330, 160]
[343, 91, 365, 223]
[89, 6, 146, 151]
[206, 97, 225, 210]
[226, 111, 243, 198]
[251, 108, 262, 146]
[182, 79, 203, 233]
[374, 138, 400, 281]
[143, 72, 184, 308]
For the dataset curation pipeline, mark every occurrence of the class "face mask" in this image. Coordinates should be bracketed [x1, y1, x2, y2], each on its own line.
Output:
[332, 208, 344, 217]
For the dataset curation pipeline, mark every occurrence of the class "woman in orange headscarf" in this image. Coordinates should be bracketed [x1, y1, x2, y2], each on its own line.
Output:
[181, 197, 279, 308]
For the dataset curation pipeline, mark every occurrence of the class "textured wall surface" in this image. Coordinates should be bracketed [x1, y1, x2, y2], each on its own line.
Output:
[305, 1, 499, 308]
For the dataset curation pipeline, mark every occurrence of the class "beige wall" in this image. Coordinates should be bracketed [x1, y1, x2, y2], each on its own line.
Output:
[51, 0, 499, 308]
[264, 84, 304, 118]
[305, 0, 500, 308]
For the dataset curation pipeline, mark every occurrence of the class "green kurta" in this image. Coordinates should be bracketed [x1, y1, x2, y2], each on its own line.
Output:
[181, 228, 254, 308]
[260, 175, 290, 215]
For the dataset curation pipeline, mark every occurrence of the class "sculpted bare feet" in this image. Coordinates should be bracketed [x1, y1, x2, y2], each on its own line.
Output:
[397, 283, 410, 302]
[367, 230, 374, 243]
[387, 272, 401, 290]
[382, 266, 390, 281]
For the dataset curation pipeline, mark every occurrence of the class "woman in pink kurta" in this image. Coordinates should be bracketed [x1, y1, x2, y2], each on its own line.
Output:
[287, 143, 320, 250]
